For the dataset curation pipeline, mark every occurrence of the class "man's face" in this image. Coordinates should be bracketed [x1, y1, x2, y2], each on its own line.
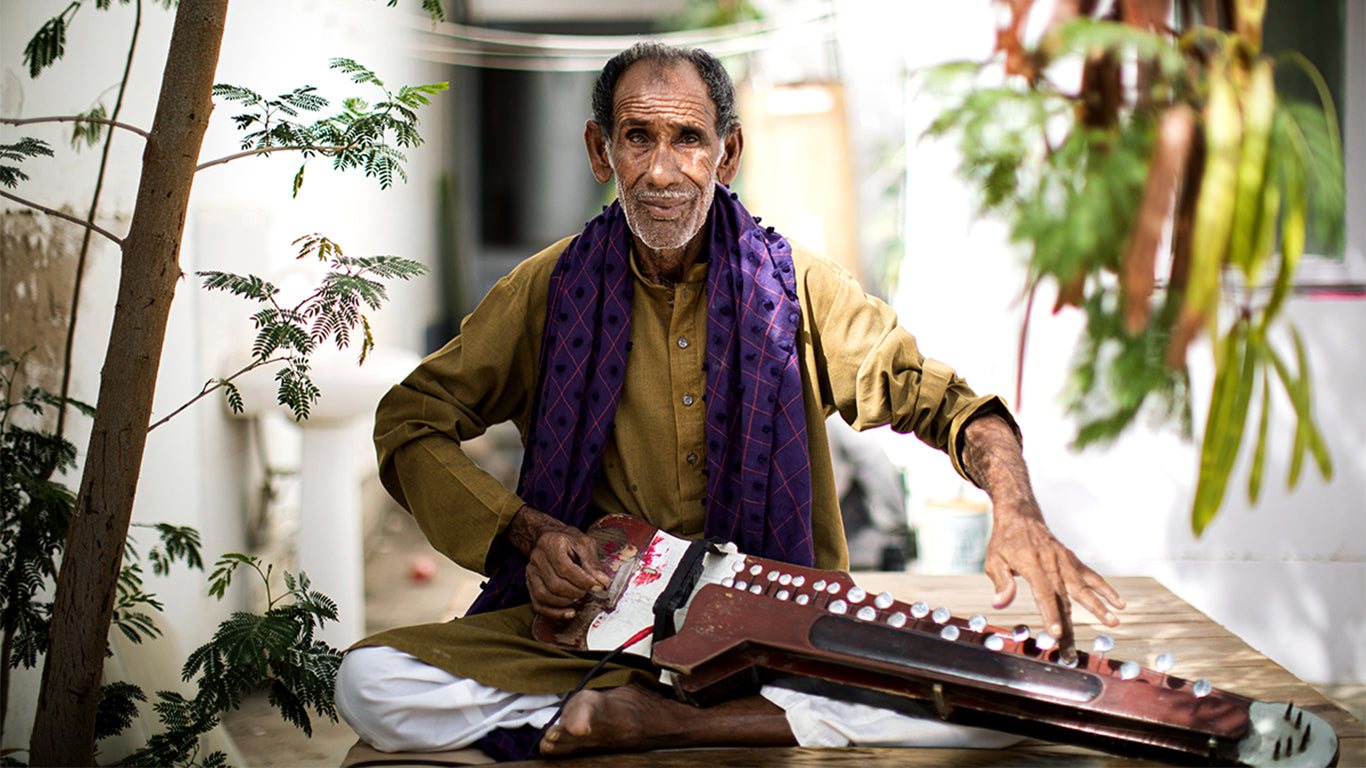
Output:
[588, 61, 738, 257]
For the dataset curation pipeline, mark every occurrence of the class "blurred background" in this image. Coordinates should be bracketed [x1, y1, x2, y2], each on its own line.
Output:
[2, 0, 1362, 761]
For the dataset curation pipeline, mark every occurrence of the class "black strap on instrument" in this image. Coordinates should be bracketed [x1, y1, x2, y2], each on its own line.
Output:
[651, 537, 716, 645]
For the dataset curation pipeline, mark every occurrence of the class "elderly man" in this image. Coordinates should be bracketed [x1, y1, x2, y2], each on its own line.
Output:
[336, 42, 1125, 760]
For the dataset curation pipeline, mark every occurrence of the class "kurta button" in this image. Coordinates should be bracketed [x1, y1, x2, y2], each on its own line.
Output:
[682, 394, 695, 406]
[677, 337, 689, 349]
[687, 453, 699, 464]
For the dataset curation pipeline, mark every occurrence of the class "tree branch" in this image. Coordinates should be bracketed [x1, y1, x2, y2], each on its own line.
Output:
[195, 144, 358, 172]
[0, 115, 152, 140]
[147, 355, 287, 433]
[0, 190, 123, 245]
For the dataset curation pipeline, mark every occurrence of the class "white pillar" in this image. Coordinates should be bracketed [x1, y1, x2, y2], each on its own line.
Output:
[233, 347, 419, 650]
[297, 421, 366, 647]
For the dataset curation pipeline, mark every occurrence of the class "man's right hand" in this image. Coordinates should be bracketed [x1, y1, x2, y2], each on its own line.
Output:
[506, 506, 612, 620]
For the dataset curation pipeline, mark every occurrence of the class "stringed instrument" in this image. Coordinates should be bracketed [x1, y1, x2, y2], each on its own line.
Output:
[531, 514, 1338, 767]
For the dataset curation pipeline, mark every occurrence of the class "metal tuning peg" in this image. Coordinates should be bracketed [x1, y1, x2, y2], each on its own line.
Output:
[1034, 632, 1057, 652]
[968, 614, 988, 633]
[931, 606, 951, 624]
[1092, 635, 1114, 660]
[1118, 661, 1141, 680]
[1154, 653, 1175, 673]
[1012, 624, 1031, 642]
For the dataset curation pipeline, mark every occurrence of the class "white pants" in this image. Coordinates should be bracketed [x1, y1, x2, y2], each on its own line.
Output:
[335, 645, 1022, 753]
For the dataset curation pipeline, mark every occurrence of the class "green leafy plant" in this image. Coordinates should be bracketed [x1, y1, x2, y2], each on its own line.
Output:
[923, 0, 1343, 534]
[0, 349, 88, 691]
[120, 557, 341, 768]
[2, 2, 446, 760]
[206, 58, 448, 195]
[148, 234, 428, 429]
[0, 139, 56, 189]
[2, 351, 345, 767]
[1, 349, 201, 753]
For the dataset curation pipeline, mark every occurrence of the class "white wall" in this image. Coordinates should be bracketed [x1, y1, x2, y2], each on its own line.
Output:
[835, 0, 1364, 684]
[149, 0, 446, 645]
[2, 0, 445, 746]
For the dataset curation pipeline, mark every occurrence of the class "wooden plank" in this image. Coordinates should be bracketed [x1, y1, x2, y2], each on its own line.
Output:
[502, 744, 1207, 767]
[419, 574, 1365, 767]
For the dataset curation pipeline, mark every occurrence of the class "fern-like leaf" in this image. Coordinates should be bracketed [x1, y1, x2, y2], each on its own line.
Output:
[198, 271, 279, 301]
[275, 358, 320, 421]
[213, 611, 298, 671]
[95, 680, 147, 741]
[330, 57, 383, 87]
[207, 553, 258, 600]
[294, 233, 345, 262]
[1, 137, 56, 189]
[281, 86, 328, 114]
[22, 14, 68, 78]
[71, 103, 109, 149]
[212, 83, 263, 105]
[137, 522, 206, 575]
[221, 379, 245, 415]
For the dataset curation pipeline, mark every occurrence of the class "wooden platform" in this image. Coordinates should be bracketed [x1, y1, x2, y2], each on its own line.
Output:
[342, 575, 1364, 767]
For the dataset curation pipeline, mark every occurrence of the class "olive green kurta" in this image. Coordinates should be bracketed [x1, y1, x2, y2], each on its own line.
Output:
[358, 235, 1010, 695]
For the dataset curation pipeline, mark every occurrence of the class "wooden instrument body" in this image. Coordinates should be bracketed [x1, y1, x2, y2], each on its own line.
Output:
[531, 515, 1338, 767]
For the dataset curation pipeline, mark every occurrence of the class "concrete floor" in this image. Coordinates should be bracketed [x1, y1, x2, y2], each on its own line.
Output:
[222, 506, 1366, 767]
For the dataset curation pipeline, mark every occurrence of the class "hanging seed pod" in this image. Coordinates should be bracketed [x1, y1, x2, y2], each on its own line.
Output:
[1228, 56, 1276, 280]
[1123, 103, 1196, 335]
[1180, 56, 1243, 348]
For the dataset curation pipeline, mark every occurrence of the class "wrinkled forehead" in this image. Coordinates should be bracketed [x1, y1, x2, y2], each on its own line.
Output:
[611, 60, 718, 133]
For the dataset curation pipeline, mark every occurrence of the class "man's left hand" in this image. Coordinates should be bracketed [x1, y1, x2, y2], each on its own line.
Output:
[961, 413, 1125, 659]
[983, 498, 1125, 659]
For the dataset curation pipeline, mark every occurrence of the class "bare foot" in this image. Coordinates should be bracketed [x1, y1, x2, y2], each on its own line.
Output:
[538, 684, 794, 756]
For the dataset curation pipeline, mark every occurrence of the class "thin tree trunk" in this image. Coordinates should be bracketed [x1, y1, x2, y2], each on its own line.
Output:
[29, 1, 229, 764]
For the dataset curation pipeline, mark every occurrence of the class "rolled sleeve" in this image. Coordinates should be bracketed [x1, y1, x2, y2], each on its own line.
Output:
[946, 394, 1021, 485]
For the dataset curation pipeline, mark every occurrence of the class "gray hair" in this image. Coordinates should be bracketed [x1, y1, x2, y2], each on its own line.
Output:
[591, 42, 738, 140]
